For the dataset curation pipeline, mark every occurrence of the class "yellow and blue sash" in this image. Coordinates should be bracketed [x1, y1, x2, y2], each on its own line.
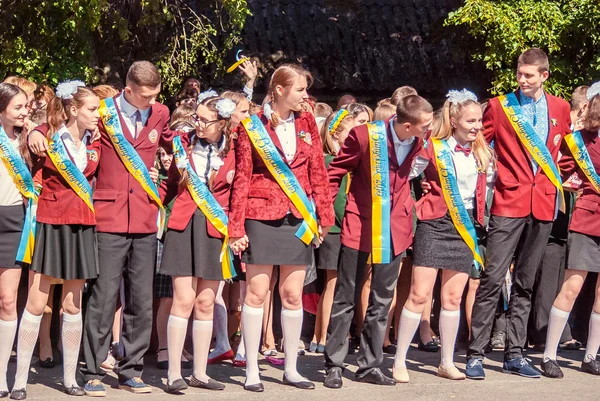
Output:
[499, 92, 565, 217]
[241, 115, 319, 245]
[0, 126, 39, 263]
[98, 97, 165, 236]
[46, 131, 94, 212]
[172, 136, 236, 280]
[431, 138, 484, 270]
[564, 131, 600, 193]
[367, 120, 391, 264]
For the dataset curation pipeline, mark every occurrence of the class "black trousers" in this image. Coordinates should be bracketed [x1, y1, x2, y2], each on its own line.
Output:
[81, 232, 157, 382]
[324, 245, 403, 376]
[468, 215, 552, 361]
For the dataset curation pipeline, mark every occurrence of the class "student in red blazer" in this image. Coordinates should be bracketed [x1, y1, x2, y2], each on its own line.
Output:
[541, 86, 600, 378]
[159, 95, 238, 393]
[229, 65, 334, 392]
[393, 91, 496, 384]
[12, 84, 101, 399]
[466, 49, 572, 380]
[323, 95, 433, 388]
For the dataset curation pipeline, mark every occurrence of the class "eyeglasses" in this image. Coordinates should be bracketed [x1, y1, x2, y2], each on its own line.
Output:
[193, 114, 219, 128]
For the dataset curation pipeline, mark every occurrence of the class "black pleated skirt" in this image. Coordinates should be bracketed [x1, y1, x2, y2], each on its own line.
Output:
[317, 232, 341, 270]
[30, 223, 99, 280]
[160, 210, 225, 280]
[0, 205, 24, 268]
[242, 215, 312, 266]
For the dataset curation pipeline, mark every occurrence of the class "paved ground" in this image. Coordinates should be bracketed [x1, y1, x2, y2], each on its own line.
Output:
[8, 345, 599, 401]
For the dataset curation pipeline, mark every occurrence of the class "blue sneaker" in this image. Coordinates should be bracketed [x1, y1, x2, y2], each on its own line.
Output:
[465, 358, 485, 380]
[119, 377, 152, 393]
[503, 357, 541, 378]
[84, 379, 106, 397]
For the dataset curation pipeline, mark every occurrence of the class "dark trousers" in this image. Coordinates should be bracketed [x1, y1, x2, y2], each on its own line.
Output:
[324, 245, 403, 376]
[468, 215, 552, 361]
[81, 232, 157, 382]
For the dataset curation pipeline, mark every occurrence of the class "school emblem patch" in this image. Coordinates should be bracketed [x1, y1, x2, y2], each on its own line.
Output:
[87, 149, 98, 162]
[298, 130, 312, 145]
[148, 129, 158, 144]
[553, 134, 561, 146]
[226, 170, 235, 184]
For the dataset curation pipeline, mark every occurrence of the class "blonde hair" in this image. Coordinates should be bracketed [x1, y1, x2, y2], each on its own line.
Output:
[221, 91, 248, 105]
[432, 99, 495, 171]
[342, 102, 373, 122]
[321, 111, 354, 156]
[374, 103, 396, 120]
[93, 85, 119, 99]
[3, 76, 36, 96]
[267, 64, 313, 128]
[390, 86, 418, 105]
[314, 102, 333, 119]
[171, 104, 196, 127]
[47, 86, 99, 137]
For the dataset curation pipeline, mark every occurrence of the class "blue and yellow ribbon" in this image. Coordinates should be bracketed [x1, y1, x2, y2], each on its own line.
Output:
[328, 109, 349, 136]
[241, 115, 319, 245]
[564, 131, 600, 193]
[431, 138, 484, 270]
[98, 97, 165, 237]
[0, 126, 39, 264]
[367, 120, 391, 264]
[499, 92, 565, 217]
[46, 131, 94, 212]
[172, 136, 236, 280]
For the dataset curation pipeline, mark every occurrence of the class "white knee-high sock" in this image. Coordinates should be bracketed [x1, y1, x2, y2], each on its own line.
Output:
[584, 311, 600, 362]
[167, 315, 188, 385]
[394, 307, 422, 369]
[0, 319, 17, 392]
[543, 306, 571, 361]
[242, 304, 263, 386]
[281, 308, 306, 382]
[208, 282, 231, 358]
[193, 320, 213, 382]
[13, 310, 43, 390]
[61, 311, 82, 388]
[439, 309, 460, 368]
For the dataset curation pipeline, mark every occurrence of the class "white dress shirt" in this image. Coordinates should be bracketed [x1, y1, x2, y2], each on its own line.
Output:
[117, 92, 150, 138]
[275, 113, 297, 162]
[390, 118, 416, 166]
[191, 136, 226, 184]
[0, 135, 24, 206]
[58, 125, 92, 172]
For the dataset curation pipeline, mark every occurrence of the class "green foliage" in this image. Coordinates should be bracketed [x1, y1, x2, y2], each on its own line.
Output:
[446, 0, 600, 98]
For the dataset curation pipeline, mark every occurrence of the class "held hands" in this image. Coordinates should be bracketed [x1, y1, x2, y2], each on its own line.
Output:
[28, 130, 48, 156]
[149, 167, 159, 184]
[317, 225, 331, 245]
[230, 235, 249, 253]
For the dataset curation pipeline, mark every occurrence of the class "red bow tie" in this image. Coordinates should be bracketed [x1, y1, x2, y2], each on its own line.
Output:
[455, 144, 472, 156]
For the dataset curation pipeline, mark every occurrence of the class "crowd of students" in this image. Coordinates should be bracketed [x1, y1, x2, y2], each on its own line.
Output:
[0, 47, 599, 399]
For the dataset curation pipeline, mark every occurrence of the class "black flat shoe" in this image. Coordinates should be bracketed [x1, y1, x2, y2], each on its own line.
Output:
[64, 386, 85, 396]
[382, 344, 397, 354]
[355, 368, 396, 386]
[418, 337, 439, 352]
[0, 391, 9, 398]
[188, 376, 225, 391]
[38, 357, 55, 369]
[324, 367, 343, 389]
[165, 378, 188, 394]
[282, 374, 315, 390]
[243, 382, 264, 392]
[541, 359, 564, 379]
[582, 359, 600, 375]
[9, 389, 26, 400]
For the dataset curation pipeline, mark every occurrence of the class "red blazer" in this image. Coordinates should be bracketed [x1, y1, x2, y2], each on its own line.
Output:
[327, 117, 423, 256]
[164, 132, 235, 238]
[32, 124, 101, 225]
[484, 90, 571, 221]
[559, 129, 600, 237]
[415, 139, 486, 226]
[228, 111, 334, 237]
[94, 94, 178, 234]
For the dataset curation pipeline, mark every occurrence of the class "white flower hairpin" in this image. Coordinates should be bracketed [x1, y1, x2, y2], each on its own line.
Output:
[446, 89, 478, 104]
[587, 82, 600, 101]
[215, 98, 236, 119]
[55, 80, 86, 100]
[263, 102, 273, 119]
[197, 89, 218, 103]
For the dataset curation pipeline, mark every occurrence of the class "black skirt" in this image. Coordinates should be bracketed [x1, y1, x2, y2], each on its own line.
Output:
[317, 232, 341, 270]
[567, 231, 600, 273]
[242, 215, 312, 266]
[413, 212, 485, 274]
[0, 205, 24, 268]
[30, 223, 99, 280]
[160, 210, 225, 280]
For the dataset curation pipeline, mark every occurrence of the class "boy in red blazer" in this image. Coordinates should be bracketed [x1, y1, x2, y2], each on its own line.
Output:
[323, 95, 433, 388]
[466, 49, 572, 379]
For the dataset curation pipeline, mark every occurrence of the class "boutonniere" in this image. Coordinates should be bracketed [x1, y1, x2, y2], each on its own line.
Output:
[298, 130, 312, 145]
[86, 149, 98, 162]
[551, 118, 558, 127]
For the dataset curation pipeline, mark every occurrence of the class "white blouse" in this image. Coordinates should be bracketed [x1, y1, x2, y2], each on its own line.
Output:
[275, 113, 296, 162]
[0, 135, 24, 206]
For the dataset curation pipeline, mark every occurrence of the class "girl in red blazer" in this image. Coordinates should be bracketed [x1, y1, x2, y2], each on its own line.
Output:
[229, 65, 334, 392]
[159, 94, 238, 393]
[393, 90, 496, 383]
[12, 83, 101, 399]
[542, 83, 600, 378]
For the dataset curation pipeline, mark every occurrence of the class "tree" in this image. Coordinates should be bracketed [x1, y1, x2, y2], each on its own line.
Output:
[445, 0, 600, 98]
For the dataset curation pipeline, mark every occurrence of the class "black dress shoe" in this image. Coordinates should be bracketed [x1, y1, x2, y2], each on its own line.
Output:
[282, 374, 315, 390]
[355, 368, 396, 386]
[188, 376, 225, 390]
[38, 357, 55, 369]
[0, 391, 9, 398]
[382, 344, 397, 355]
[418, 337, 439, 353]
[9, 389, 26, 400]
[324, 367, 343, 389]
[541, 359, 564, 378]
[165, 378, 188, 394]
[244, 381, 264, 392]
[582, 359, 600, 375]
